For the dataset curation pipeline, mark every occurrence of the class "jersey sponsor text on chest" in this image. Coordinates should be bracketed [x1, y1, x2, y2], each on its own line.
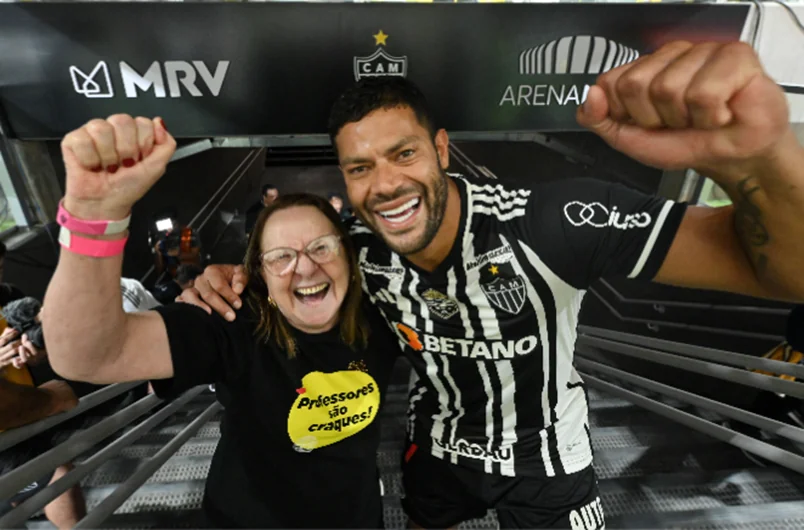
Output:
[394, 322, 538, 359]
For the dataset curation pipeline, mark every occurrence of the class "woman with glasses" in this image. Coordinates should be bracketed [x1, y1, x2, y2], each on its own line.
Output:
[42, 115, 400, 528]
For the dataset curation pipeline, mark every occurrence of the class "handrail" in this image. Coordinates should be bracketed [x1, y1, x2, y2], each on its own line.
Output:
[598, 278, 790, 316]
[0, 382, 142, 453]
[75, 401, 223, 529]
[588, 286, 784, 342]
[576, 358, 804, 445]
[576, 342, 804, 399]
[0, 394, 161, 500]
[0, 387, 206, 528]
[579, 373, 804, 475]
[141, 147, 261, 283]
[195, 148, 264, 232]
[448, 144, 484, 180]
[579, 326, 804, 380]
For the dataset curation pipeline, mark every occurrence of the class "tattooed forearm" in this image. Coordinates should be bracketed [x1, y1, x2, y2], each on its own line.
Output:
[732, 176, 770, 277]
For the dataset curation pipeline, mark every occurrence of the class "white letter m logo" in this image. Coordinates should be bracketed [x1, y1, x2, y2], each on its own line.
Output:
[70, 61, 114, 98]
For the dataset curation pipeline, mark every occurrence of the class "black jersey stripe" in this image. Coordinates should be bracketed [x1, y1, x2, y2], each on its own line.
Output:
[509, 236, 564, 476]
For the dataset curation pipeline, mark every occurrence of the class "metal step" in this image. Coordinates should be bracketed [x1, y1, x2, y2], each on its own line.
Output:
[599, 468, 804, 517]
[608, 500, 804, 529]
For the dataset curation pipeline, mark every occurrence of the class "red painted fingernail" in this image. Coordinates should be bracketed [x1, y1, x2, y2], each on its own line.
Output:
[296, 387, 306, 394]
[122, 158, 136, 168]
[91, 165, 103, 172]
[159, 118, 168, 132]
[107, 165, 119, 174]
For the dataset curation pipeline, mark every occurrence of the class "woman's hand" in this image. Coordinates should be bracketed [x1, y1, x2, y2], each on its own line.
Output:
[60, 115, 176, 221]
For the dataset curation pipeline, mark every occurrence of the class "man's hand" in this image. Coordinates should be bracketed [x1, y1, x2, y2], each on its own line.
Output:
[176, 264, 247, 321]
[38, 380, 79, 415]
[577, 41, 791, 176]
[61, 114, 176, 221]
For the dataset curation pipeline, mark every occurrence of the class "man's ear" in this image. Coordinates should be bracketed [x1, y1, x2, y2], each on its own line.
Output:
[434, 129, 449, 170]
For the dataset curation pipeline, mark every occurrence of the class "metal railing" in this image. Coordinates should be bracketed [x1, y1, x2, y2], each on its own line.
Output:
[0, 382, 141, 453]
[575, 324, 804, 478]
[0, 386, 207, 528]
[597, 278, 790, 317]
[587, 283, 786, 342]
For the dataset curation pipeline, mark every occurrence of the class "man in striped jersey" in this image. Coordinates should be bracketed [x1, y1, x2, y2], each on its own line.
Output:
[188, 40, 804, 529]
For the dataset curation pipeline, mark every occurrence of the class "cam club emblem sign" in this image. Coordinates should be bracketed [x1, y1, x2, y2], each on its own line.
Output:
[354, 30, 408, 81]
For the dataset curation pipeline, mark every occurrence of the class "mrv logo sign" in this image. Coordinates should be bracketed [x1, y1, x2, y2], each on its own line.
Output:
[70, 60, 230, 99]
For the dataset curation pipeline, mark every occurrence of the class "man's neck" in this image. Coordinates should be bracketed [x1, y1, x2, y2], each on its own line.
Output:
[406, 178, 462, 273]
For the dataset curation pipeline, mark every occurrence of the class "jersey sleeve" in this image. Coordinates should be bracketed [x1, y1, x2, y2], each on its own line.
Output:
[524, 177, 688, 289]
[150, 303, 252, 399]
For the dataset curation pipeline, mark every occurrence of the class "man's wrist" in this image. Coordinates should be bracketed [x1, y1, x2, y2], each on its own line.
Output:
[698, 128, 802, 186]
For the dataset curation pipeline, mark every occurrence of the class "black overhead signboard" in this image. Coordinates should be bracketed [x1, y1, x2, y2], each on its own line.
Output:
[0, 3, 749, 139]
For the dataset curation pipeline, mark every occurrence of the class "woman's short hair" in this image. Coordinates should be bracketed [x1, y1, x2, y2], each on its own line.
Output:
[243, 193, 368, 356]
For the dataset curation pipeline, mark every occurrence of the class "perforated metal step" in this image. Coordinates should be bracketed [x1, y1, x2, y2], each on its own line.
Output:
[607, 500, 804, 529]
[600, 468, 804, 517]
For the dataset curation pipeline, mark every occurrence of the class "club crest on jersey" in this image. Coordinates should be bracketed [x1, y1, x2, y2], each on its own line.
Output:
[481, 276, 527, 314]
[422, 289, 459, 320]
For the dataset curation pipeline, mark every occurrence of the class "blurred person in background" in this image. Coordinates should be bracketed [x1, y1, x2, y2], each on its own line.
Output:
[327, 192, 353, 222]
[0, 293, 86, 529]
[246, 184, 279, 237]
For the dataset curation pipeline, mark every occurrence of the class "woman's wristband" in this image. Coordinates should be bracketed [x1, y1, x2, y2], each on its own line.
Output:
[58, 227, 127, 258]
[57, 199, 131, 236]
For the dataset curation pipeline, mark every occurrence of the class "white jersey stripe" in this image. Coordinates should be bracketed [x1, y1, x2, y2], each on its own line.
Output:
[474, 206, 527, 222]
[465, 184, 502, 471]
[495, 360, 518, 477]
[472, 193, 529, 209]
[394, 257, 444, 460]
[504, 234, 556, 476]
[628, 200, 674, 278]
[467, 182, 532, 200]
[411, 267, 462, 459]
[446, 267, 468, 464]
[476, 362, 496, 474]
[519, 240, 593, 474]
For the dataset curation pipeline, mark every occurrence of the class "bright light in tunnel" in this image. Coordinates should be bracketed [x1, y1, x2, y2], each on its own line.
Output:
[156, 218, 174, 232]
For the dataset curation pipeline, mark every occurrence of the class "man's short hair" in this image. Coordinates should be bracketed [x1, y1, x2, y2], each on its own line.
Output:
[176, 264, 203, 285]
[262, 184, 277, 196]
[327, 77, 436, 148]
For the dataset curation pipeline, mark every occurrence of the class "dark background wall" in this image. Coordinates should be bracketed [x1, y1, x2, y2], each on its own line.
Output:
[5, 144, 268, 299]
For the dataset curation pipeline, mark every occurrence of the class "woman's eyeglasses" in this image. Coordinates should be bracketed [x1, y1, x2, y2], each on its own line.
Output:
[260, 234, 342, 277]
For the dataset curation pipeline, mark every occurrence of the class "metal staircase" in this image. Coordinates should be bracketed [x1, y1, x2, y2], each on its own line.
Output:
[15, 357, 803, 530]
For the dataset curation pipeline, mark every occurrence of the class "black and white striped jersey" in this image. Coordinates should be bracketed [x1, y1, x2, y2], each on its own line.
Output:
[350, 174, 687, 477]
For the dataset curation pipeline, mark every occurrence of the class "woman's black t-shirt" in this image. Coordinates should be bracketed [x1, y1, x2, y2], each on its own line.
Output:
[151, 298, 400, 528]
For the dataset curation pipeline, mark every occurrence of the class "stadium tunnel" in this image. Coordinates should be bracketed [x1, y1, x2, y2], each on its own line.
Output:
[1, 1, 804, 528]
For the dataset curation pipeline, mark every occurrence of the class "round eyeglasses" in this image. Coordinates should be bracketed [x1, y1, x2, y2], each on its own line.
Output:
[260, 234, 342, 277]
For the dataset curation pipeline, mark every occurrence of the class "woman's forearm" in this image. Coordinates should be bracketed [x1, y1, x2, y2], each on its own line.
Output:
[43, 114, 175, 383]
[43, 243, 128, 381]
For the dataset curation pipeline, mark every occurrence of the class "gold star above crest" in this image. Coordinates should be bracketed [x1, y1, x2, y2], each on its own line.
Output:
[373, 30, 389, 46]
[489, 265, 499, 275]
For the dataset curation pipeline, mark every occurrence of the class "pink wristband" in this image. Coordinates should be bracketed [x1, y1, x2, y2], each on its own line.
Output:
[57, 200, 130, 236]
[58, 227, 127, 258]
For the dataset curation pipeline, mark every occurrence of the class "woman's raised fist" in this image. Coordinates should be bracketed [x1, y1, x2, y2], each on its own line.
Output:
[60, 114, 176, 220]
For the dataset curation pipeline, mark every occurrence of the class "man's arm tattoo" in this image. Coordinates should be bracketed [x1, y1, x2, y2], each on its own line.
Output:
[732, 176, 770, 277]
